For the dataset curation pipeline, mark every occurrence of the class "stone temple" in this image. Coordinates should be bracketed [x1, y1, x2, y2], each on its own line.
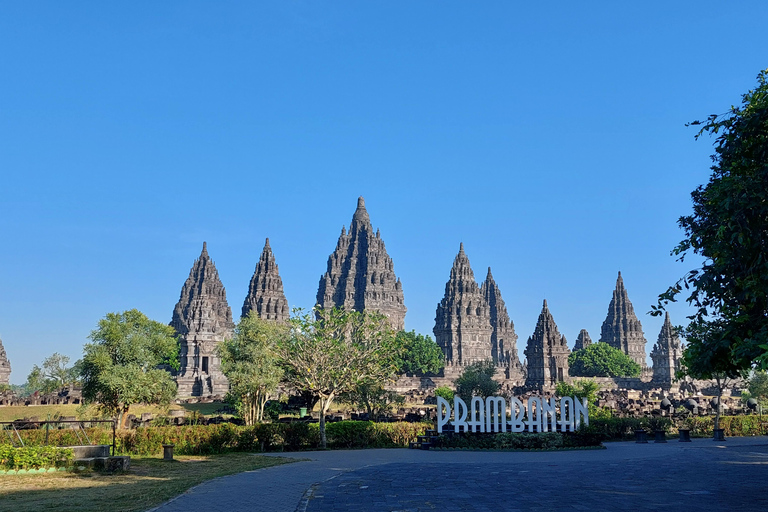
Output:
[171, 242, 234, 397]
[433, 244, 524, 382]
[573, 329, 593, 351]
[599, 271, 648, 367]
[524, 300, 570, 389]
[651, 312, 684, 389]
[0, 335, 10, 385]
[242, 238, 289, 322]
[316, 197, 406, 330]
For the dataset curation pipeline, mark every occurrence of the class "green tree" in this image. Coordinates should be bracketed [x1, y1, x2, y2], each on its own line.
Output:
[393, 330, 444, 375]
[653, 69, 768, 371]
[218, 313, 286, 425]
[742, 370, 768, 412]
[80, 309, 179, 428]
[555, 379, 608, 419]
[25, 353, 81, 395]
[277, 307, 400, 448]
[434, 386, 455, 403]
[454, 360, 500, 399]
[568, 342, 641, 378]
[339, 382, 404, 418]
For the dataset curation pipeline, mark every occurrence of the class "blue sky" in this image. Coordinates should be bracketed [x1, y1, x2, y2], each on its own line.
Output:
[1, 2, 766, 384]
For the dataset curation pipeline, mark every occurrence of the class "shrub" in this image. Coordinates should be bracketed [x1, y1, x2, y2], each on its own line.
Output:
[431, 431, 602, 450]
[435, 386, 455, 402]
[0, 445, 73, 470]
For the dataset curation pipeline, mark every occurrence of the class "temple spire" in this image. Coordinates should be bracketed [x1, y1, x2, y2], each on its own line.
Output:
[481, 265, 521, 372]
[317, 197, 406, 330]
[0, 335, 11, 386]
[600, 271, 647, 367]
[524, 300, 570, 389]
[171, 242, 234, 397]
[242, 238, 289, 322]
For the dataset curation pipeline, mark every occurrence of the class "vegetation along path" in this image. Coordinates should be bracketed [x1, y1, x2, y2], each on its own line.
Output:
[151, 436, 768, 512]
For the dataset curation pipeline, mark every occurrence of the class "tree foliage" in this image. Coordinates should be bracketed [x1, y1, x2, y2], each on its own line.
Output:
[454, 360, 500, 399]
[80, 309, 179, 428]
[393, 330, 444, 375]
[218, 313, 286, 425]
[741, 370, 768, 410]
[25, 353, 81, 395]
[568, 342, 641, 378]
[653, 69, 768, 372]
[339, 382, 404, 418]
[277, 307, 399, 448]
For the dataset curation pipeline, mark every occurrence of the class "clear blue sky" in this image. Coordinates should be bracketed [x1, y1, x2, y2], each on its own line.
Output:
[1, 2, 766, 384]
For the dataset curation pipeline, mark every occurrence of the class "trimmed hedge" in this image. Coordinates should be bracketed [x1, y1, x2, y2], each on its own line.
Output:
[431, 431, 603, 450]
[0, 421, 429, 455]
[582, 415, 767, 440]
[0, 445, 73, 470]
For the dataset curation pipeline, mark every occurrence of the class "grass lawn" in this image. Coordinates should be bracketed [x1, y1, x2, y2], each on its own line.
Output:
[0, 452, 296, 512]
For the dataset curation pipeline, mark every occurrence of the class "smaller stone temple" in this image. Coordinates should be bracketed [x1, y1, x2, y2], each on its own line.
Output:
[242, 238, 289, 322]
[171, 242, 234, 397]
[651, 312, 684, 389]
[316, 197, 406, 330]
[524, 300, 570, 390]
[600, 272, 648, 367]
[0, 335, 10, 385]
[573, 329, 593, 351]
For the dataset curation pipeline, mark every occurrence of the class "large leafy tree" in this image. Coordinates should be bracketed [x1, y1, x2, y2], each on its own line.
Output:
[277, 307, 399, 448]
[653, 69, 768, 372]
[80, 309, 179, 428]
[568, 342, 641, 378]
[454, 360, 500, 399]
[218, 313, 286, 425]
[26, 353, 81, 395]
[393, 330, 444, 375]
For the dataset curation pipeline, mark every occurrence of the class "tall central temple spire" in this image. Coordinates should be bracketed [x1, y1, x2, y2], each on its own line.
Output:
[316, 197, 406, 330]
[524, 300, 570, 389]
[599, 271, 648, 367]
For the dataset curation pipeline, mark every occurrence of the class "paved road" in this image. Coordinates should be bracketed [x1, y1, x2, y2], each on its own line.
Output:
[150, 436, 768, 512]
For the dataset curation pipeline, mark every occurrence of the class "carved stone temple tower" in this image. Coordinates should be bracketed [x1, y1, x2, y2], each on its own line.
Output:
[434, 244, 494, 365]
[316, 197, 406, 330]
[599, 272, 648, 368]
[242, 238, 289, 322]
[651, 312, 684, 389]
[524, 300, 570, 390]
[0, 335, 10, 385]
[171, 242, 235, 397]
[573, 329, 593, 351]
[481, 267, 523, 374]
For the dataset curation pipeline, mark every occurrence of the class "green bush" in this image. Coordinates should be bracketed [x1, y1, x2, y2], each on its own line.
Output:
[0, 445, 73, 470]
[0, 421, 429, 455]
[434, 386, 455, 402]
[431, 431, 602, 450]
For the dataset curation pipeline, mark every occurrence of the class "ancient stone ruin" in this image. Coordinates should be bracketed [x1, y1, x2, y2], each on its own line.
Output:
[599, 271, 648, 368]
[434, 244, 493, 365]
[432, 244, 524, 385]
[316, 197, 406, 330]
[651, 312, 684, 389]
[0, 335, 10, 386]
[573, 329, 592, 351]
[242, 238, 289, 322]
[171, 242, 234, 397]
[524, 300, 570, 390]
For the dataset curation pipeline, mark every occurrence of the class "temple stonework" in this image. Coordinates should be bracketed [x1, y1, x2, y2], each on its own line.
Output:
[242, 238, 289, 322]
[524, 300, 570, 389]
[481, 267, 524, 378]
[599, 272, 648, 367]
[0, 336, 10, 385]
[171, 242, 234, 397]
[434, 244, 494, 365]
[316, 197, 406, 330]
[573, 329, 593, 351]
[651, 312, 684, 389]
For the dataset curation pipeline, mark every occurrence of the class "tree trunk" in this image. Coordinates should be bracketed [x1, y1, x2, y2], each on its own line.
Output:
[119, 405, 130, 429]
[715, 377, 722, 432]
[319, 394, 334, 449]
